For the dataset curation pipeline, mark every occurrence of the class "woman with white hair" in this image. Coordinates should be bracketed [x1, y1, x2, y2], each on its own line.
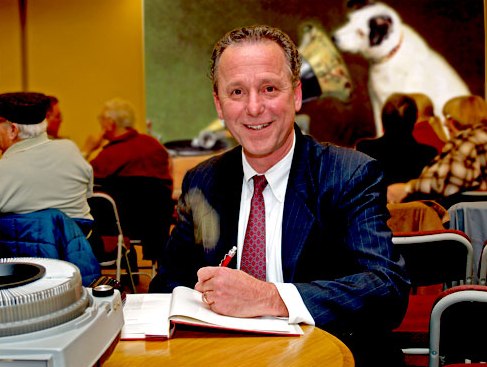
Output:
[83, 97, 172, 183]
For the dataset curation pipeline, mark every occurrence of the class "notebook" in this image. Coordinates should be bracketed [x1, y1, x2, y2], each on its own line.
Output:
[121, 286, 303, 340]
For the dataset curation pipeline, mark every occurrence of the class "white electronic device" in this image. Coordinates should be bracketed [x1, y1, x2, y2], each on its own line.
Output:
[0, 257, 124, 367]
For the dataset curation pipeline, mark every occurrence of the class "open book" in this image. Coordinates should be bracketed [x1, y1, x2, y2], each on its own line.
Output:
[121, 286, 303, 340]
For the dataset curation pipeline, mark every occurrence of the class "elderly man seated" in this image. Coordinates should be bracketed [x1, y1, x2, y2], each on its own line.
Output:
[0, 92, 99, 285]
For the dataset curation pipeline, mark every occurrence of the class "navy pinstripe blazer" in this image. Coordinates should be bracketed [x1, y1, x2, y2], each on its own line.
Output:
[150, 126, 410, 338]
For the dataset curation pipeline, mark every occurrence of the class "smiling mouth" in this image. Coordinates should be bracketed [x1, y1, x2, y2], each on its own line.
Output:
[245, 122, 271, 130]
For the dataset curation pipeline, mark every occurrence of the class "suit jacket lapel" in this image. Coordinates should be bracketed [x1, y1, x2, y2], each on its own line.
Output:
[211, 147, 243, 265]
[281, 129, 316, 281]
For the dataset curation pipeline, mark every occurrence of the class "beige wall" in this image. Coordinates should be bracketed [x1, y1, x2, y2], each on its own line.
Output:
[0, 0, 23, 91]
[0, 0, 145, 148]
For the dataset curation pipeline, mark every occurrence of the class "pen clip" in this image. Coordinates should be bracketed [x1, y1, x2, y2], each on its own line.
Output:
[219, 246, 237, 267]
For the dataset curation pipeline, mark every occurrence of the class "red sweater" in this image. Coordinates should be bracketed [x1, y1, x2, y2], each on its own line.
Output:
[90, 129, 172, 185]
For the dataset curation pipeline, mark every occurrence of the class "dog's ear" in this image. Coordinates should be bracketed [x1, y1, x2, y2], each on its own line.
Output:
[369, 15, 392, 46]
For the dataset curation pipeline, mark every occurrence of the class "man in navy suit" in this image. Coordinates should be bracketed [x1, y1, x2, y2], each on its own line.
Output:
[150, 25, 410, 366]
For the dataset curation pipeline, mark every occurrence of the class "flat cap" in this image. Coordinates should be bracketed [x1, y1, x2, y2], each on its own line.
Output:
[0, 92, 50, 125]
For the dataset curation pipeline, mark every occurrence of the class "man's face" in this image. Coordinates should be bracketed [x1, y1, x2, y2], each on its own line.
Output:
[98, 114, 117, 141]
[0, 119, 17, 154]
[46, 102, 62, 137]
[213, 41, 302, 168]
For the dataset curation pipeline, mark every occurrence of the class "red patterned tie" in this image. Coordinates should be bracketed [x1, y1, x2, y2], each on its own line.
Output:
[241, 175, 267, 280]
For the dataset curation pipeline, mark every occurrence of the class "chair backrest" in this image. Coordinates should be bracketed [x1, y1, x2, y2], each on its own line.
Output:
[94, 176, 174, 262]
[87, 192, 125, 263]
[392, 230, 474, 287]
[429, 285, 487, 367]
[448, 201, 487, 280]
[88, 192, 124, 238]
[459, 190, 487, 199]
[88, 192, 136, 291]
[440, 190, 487, 210]
[478, 240, 487, 285]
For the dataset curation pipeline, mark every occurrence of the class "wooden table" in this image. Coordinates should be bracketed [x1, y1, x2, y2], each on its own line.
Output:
[103, 325, 354, 367]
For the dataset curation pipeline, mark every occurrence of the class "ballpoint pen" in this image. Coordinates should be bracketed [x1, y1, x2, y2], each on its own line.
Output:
[219, 246, 237, 267]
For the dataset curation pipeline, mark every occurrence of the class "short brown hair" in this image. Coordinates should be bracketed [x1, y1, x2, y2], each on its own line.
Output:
[210, 25, 301, 93]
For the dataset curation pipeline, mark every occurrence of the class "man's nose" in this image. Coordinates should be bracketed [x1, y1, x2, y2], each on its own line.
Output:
[246, 93, 264, 116]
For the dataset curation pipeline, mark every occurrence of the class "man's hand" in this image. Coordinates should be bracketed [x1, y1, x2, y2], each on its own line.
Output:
[82, 133, 105, 159]
[195, 267, 288, 318]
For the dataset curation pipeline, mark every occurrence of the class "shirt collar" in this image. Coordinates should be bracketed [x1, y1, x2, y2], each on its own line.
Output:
[3, 132, 50, 159]
[106, 128, 138, 145]
[242, 131, 295, 203]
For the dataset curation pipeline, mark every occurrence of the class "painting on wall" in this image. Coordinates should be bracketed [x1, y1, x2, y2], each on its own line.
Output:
[145, 0, 484, 148]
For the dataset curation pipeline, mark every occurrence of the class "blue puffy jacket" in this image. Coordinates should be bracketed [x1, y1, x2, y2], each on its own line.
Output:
[0, 209, 101, 286]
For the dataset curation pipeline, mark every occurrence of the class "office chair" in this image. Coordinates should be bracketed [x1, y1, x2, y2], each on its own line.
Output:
[87, 192, 136, 292]
[439, 189, 487, 210]
[391, 229, 474, 358]
[448, 201, 487, 280]
[429, 285, 487, 367]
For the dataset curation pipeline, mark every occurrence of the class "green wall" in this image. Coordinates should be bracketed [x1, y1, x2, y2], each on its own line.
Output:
[144, 0, 302, 143]
[145, 0, 484, 146]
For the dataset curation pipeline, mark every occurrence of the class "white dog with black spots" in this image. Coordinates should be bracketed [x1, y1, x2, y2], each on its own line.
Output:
[333, 0, 470, 137]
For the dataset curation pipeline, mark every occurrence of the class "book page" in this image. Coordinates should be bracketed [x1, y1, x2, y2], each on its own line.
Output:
[121, 293, 172, 340]
[169, 286, 303, 335]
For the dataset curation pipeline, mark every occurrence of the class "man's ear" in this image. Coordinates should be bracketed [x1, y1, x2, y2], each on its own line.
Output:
[213, 91, 224, 120]
[8, 123, 20, 140]
[294, 81, 303, 112]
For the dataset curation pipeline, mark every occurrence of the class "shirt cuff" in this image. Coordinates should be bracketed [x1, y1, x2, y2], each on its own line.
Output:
[273, 282, 315, 325]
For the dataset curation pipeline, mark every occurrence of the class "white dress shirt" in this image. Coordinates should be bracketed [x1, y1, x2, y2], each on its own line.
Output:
[238, 132, 314, 325]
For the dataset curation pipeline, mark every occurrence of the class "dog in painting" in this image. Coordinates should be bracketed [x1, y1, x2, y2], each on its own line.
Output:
[333, 0, 470, 137]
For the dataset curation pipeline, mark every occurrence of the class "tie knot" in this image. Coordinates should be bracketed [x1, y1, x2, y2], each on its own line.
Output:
[253, 175, 267, 194]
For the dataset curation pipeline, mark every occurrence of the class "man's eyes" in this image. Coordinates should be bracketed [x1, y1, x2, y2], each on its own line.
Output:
[229, 85, 277, 97]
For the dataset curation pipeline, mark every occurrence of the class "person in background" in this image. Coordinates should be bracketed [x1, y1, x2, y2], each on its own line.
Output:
[149, 25, 410, 366]
[0, 92, 98, 285]
[388, 95, 487, 205]
[82, 98, 172, 185]
[410, 93, 446, 154]
[83, 97, 174, 267]
[0, 92, 93, 221]
[356, 93, 437, 187]
[46, 95, 63, 139]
